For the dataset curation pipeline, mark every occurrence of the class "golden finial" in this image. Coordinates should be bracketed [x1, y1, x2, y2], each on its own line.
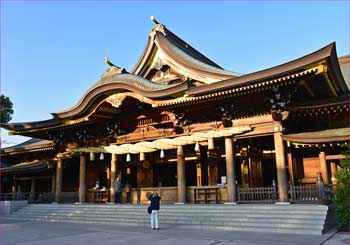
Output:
[150, 16, 159, 25]
[104, 57, 115, 67]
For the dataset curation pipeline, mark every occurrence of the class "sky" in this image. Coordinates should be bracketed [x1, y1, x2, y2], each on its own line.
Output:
[1, 1, 349, 147]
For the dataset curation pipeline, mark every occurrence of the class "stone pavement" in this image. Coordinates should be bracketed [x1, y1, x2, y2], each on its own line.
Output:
[0, 217, 348, 244]
[323, 232, 350, 245]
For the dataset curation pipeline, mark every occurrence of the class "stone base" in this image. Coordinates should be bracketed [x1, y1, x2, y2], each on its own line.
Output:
[275, 202, 290, 205]
[74, 202, 82, 205]
[51, 202, 59, 204]
[224, 202, 237, 205]
[174, 202, 185, 205]
[107, 202, 116, 205]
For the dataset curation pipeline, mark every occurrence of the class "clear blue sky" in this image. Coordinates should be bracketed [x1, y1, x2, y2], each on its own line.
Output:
[1, 1, 349, 146]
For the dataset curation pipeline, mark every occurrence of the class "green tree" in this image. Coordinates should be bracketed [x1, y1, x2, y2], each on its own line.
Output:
[0, 95, 13, 123]
[334, 147, 350, 231]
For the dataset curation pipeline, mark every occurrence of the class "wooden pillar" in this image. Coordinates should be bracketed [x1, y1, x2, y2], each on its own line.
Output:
[287, 145, 294, 185]
[196, 162, 202, 186]
[79, 153, 87, 203]
[208, 152, 218, 185]
[225, 137, 237, 203]
[55, 157, 62, 202]
[177, 145, 186, 203]
[319, 152, 329, 184]
[12, 177, 17, 200]
[110, 153, 117, 203]
[51, 174, 56, 197]
[273, 124, 289, 203]
[30, 177, 36, 194]
[330, 162, 338, 184]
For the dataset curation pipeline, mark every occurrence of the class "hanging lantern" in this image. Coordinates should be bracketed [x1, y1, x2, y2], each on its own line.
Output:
[140, 152, 145, 161]
[99, 152, 104, 160]
[194, 142, 200, 153]
[208, 138, 215, 150]
[160, 150, 165, 159]
[90, 152, 95, 161]
[126, 153, 131, 162]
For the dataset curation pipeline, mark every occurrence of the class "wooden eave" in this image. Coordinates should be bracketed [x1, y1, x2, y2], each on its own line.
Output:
[289, 95, 350, 111]
[154, 67, 317, 108]
[281, 128, 350, 143]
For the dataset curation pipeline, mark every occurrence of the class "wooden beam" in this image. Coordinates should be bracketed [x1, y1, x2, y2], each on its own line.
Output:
[299, 80, 315, 97]
[326, 154, 348, 160]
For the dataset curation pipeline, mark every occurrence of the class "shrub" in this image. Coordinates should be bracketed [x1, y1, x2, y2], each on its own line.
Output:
[334, 148, 350, 231]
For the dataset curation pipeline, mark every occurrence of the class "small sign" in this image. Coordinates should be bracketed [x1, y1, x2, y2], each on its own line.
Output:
[221, 176, 227, 184]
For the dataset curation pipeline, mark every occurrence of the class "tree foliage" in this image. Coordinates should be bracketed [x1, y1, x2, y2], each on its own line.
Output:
[0, 95, 13, 123]
[334, 147, 350, 231]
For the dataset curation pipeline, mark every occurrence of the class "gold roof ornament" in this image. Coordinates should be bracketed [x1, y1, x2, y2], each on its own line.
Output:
[150, 16, 159, 25]
[104, 57, 116, 67]
[101, 57, 126, 78]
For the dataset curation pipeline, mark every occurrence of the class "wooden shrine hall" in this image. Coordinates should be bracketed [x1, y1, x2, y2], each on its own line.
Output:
[1, 17, 349, 205]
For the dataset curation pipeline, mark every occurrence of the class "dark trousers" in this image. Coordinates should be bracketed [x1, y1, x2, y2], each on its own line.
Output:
[126, 191, 131, 203]
[115, 192, 121, 203]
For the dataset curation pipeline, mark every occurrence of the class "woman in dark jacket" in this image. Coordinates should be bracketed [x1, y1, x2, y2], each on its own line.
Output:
[147, 191, 161, 230]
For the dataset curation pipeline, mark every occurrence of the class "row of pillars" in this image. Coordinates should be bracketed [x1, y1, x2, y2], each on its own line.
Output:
[53, 122, 290, 203]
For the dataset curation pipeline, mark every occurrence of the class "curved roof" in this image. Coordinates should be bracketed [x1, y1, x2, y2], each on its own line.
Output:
[187, 42, 348, 96]
[0, 160, 50, 173]
[54, 73, 188, 119]
[131, 23, 240, 83]
[1, 138, 54, 154]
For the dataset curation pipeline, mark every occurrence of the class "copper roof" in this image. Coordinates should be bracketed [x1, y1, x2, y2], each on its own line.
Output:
[1, 138, 54, 155]
[186, 42, 348, 96]
[54, 73, 189, 119]
[131, 23, 240, 82]
[282, 128, 350, 143]
[0, 160, 50, 173]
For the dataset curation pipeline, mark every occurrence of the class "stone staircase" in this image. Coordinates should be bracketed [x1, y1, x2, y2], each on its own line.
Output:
[4, 204, 334, 235]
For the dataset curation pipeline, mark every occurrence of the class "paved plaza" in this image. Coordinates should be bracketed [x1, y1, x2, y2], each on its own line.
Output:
[1, 217, 349, 244]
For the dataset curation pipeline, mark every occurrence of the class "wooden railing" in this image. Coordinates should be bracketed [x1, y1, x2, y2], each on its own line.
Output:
[61, 192, 79, 203]
[194, 186, 220, 204]
[238, 186, 277, 203]
[289, 185, 317, 202]
[0, 192, 53, 203]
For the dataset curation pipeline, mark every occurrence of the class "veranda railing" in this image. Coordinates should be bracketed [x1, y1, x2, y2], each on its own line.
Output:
[0, 192, 53, 202]
[237, 186, 277, 203]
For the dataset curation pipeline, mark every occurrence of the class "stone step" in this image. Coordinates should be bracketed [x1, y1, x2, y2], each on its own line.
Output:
[3, 216, 323, 235]
[22, 204, 328, 211]
[8, 204, 330, 235]
[6, 214, 324, 229]
[19, 206, 327, 215]
[12, 210, 326, 222]
[10, 212, 325, 225]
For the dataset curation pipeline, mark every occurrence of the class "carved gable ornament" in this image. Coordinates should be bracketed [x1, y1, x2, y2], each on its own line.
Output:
[106, 94, 127, 108]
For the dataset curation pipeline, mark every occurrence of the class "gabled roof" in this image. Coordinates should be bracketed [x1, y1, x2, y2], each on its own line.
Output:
[131, 22, 240, 84]
[1, 138, 54, 155]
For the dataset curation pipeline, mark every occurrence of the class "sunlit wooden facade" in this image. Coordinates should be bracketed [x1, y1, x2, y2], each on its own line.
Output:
[1, 19, 349, 204]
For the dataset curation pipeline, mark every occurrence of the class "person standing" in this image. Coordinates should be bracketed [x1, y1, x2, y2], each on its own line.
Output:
[147, 191, 161, 230]
[125, 182, 132, 204]
[114, 177, 122, 203]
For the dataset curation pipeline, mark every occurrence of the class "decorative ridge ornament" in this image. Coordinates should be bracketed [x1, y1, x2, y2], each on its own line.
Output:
[150, 16, 159, 25]
[102, 57, 126, 78]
